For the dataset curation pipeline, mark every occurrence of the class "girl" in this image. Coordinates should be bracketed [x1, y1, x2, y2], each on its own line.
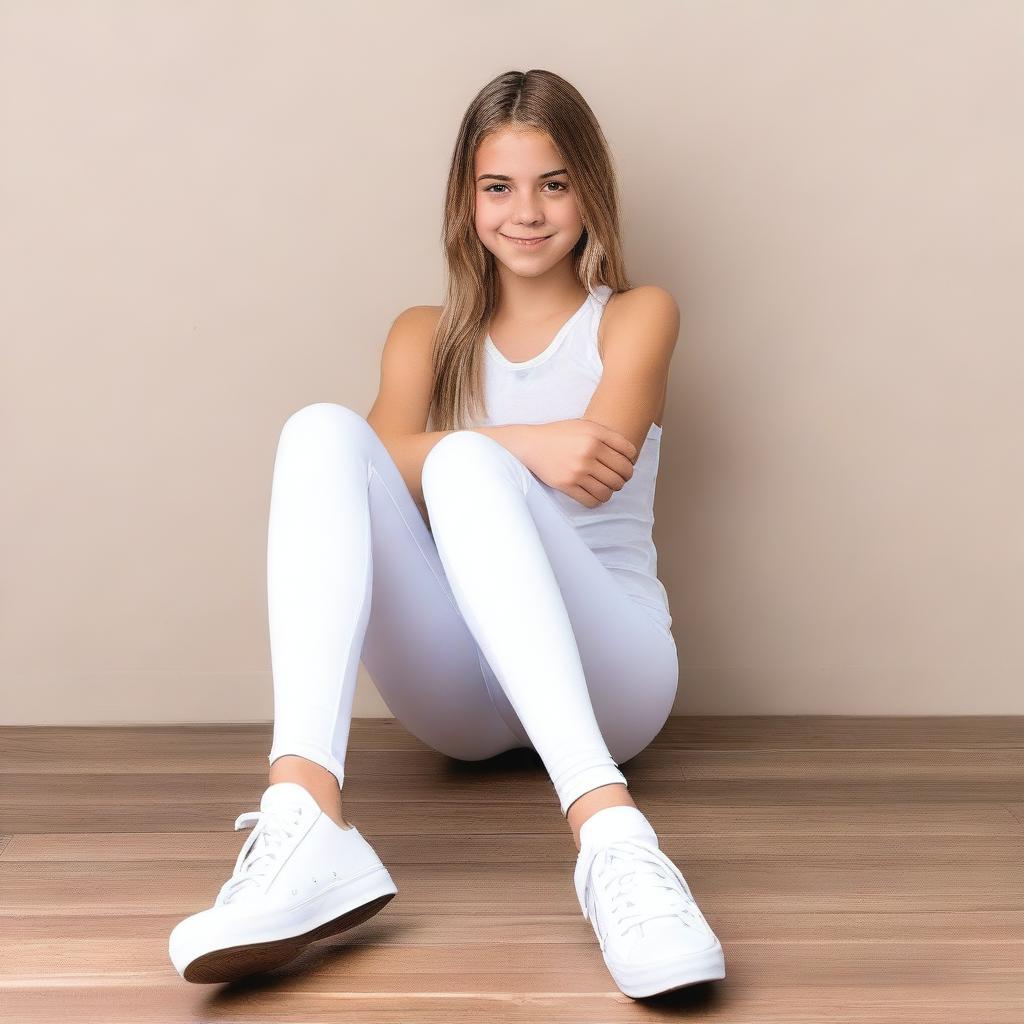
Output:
[169, 69, 725, 999]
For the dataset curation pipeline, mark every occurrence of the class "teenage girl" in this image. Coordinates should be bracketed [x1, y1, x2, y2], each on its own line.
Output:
[169, 69, 726, 999]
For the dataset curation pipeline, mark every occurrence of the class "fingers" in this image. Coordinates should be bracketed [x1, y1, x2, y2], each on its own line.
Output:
[586, 459, 629, 495]
[565, 483, 602, 508]
[593, 442, 634, 483]
[587, 422, 639, 465]
[571, 471, 618, 507]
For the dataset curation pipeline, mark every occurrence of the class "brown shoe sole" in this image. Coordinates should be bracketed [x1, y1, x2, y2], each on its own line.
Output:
[182, 891, 396, 983]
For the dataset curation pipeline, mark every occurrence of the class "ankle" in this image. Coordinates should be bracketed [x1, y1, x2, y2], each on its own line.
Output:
[567, 784, 637, 851]
[268, 755, 352, 830]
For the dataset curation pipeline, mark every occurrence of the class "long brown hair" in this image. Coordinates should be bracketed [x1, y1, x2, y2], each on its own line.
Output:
[428, 69, 632, 432]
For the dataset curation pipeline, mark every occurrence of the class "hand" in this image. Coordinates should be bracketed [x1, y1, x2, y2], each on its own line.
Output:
[526, 419, 638, 508]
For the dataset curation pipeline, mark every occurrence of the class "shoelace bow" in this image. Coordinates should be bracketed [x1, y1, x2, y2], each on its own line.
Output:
[584, 838, 701, 944]
[217, 804, 305, 905]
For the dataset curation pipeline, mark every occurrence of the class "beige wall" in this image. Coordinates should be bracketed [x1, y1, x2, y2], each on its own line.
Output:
[2, 1, 1021, 725]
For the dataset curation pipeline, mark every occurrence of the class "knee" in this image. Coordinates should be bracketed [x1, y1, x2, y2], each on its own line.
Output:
[420, 429, 506, 500]
[279, 402, 371, 442]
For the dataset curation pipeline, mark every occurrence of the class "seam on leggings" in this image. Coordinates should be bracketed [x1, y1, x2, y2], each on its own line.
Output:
[326, 462, 375, 778]
[473, 645, 532, 747]
[367, 461, 463, 619]
[520, 467, 676, 644]
[550, 751, 625, 792]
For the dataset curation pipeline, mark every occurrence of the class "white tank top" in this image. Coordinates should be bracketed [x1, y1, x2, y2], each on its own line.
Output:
[470, 283, 672, 633]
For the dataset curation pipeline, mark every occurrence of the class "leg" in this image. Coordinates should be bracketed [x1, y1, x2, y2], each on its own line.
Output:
[170, 411, 517, 985]
[364, 432, 722, 1000]
[420, 431, 678, 844]
[265, 404, 521, 824]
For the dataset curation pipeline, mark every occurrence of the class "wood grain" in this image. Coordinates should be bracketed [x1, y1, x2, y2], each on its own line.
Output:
[1, 716, 1021, 1021]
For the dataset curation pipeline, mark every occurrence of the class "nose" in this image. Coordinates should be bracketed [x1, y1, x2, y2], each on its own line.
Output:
[512, 193, 543, 225]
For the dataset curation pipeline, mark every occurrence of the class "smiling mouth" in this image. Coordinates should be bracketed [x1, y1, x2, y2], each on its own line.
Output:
[501, 233, 552, 247]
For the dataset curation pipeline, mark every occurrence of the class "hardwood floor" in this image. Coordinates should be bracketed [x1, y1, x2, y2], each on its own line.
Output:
[1, 716, 1021, 1021]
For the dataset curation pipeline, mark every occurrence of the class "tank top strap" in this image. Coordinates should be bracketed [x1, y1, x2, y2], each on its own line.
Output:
[562, 283, 614, 371]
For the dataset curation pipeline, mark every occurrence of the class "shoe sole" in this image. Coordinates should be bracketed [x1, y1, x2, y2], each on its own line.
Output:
[182, 888, 396, 984]
[609, 937, 726, 999]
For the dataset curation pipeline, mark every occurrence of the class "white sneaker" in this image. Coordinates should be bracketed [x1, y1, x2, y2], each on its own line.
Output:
[574, 826, 725, 998]
[169, 781, 398, 983]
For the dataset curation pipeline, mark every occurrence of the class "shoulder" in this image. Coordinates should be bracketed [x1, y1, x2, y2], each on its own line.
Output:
[605, 284, 678, 323]
[383, 304, 443, 354]
[599, 285, 680, 358]
[389, 303, 443, 334]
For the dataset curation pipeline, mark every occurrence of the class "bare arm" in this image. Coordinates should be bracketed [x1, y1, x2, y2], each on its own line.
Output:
[365, 306, 542, 526]
[583, 285, 678, 454]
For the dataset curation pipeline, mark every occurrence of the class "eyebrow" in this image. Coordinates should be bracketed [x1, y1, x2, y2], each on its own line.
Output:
[476, 168, 568, 182]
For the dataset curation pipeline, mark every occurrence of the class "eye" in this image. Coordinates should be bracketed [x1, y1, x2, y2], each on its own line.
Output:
[483, 181, 568, 194]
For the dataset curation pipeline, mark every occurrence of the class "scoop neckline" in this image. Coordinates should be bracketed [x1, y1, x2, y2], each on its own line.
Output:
[485, 285, 609, 369]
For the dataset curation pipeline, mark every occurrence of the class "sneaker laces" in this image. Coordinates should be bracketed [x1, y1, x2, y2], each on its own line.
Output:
[216, 803, 305, 906]
[585, 838, 702, 943]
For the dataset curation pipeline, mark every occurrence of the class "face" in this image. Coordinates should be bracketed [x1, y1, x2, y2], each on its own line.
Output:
[473, 127, 585, 278]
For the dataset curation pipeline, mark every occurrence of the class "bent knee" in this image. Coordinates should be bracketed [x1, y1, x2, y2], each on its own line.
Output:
[280, 402, 371, 439]
[421, 430, 512, 498]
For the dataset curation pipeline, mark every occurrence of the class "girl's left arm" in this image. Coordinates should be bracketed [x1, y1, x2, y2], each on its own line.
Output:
[582, 285, 679, 454]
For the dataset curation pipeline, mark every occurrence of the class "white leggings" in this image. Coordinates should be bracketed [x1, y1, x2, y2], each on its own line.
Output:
[265, 403, 679, 817]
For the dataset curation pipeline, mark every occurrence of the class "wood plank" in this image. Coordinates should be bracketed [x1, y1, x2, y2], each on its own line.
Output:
[1, 715, 1022, 767]
[5, 743, 1024, 780]
[1, 798, 1019, 836]
[0, 966, 1021, 1024]
[3, 856, 1021, 917]
[2, 936, 1022, 985]
[2, 904, 1023, 943]
[5, 832, 1021, 864]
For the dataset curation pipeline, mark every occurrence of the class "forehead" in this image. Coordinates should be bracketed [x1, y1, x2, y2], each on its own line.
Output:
[475, 128, 561, 173]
